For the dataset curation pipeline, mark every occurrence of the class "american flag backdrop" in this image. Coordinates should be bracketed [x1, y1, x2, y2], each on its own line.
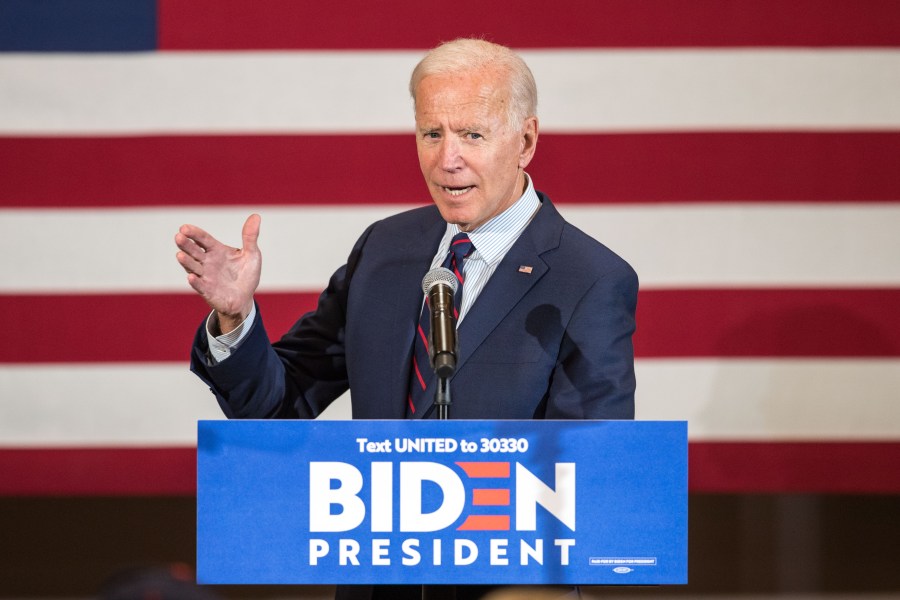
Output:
[1, 0, 899, 496]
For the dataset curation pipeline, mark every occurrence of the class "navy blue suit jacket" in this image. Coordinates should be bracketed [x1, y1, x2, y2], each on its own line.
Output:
[191, 192, 637, 421]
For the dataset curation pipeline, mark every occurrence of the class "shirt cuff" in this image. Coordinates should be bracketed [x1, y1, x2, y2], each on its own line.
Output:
[206, 303, 257, 364]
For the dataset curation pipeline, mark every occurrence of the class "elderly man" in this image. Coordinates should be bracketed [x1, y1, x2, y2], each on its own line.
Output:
[176, 38, 637, 599]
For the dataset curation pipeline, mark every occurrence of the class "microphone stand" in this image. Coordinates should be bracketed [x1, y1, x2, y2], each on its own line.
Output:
[434, 376, 451, 420]
[423, 375, 455, 600]
[423, 269, 457, 599]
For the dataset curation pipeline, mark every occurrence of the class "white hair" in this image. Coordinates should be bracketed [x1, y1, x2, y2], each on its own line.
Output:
[409, 38, 538, 128]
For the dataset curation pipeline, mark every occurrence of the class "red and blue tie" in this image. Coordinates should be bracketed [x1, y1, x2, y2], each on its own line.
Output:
[407, 232, 474, 416]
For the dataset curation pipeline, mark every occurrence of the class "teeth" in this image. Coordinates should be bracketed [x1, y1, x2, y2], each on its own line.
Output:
[443, 186, 473, 197]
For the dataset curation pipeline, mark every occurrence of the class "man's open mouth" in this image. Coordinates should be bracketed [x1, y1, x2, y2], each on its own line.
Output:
[442, 186, 474, 197]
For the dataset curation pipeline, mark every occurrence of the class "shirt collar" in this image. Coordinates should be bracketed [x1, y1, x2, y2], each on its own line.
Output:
[445, 173, 541, 266]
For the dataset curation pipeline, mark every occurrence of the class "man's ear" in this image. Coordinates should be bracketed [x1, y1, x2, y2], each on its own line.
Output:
[518, 116, 539, 169]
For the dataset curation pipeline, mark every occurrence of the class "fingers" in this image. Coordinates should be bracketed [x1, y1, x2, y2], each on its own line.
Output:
[241, 214, 262, 253]
[174, 231, 208, 266]
[175, 249, 202, 276]
[184, 268, 219, 301]
[185, 272, 204, 294]
[177, 223, 219, 253]
[174, 216, 261, 314]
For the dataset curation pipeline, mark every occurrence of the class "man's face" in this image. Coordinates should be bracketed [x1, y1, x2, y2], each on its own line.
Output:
[414, 68, 538, 232]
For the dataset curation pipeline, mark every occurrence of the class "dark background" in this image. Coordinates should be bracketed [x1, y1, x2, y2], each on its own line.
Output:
[2, 494, 898, 598]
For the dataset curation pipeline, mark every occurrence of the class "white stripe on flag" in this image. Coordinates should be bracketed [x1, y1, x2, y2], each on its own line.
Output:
[2, 204, 899, 292]
[636, 358, 900, 440]
[2, 359, 898, 446]
[2, 50, 899, 133]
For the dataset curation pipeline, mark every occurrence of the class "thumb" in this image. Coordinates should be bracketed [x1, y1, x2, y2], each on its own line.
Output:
[241, 213, 261, 252]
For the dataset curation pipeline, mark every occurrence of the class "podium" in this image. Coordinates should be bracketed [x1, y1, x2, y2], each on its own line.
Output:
[197, 420, 687, 585]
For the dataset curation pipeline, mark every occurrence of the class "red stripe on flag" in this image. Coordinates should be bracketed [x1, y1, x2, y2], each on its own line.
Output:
[3, 288, 899, 363]
[689, 442, 900, 493]
[0, 292, 318, 364]
[158, 0, 900, 50]
[2, 443, 897, 496]
[0, 447, 196, 496]
[537, 133, 900, 204]
[3, 133, 899, 207]
[635, 288, 900, 358]
[0, 135, 425, 208]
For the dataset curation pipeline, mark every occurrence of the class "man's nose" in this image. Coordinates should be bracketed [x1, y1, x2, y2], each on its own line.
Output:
[438, 137, 464, 171]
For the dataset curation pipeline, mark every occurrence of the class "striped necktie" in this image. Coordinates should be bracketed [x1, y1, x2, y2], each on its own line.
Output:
[407, 232, 474, 416]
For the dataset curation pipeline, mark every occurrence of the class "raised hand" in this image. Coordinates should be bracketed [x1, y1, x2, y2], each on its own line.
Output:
[175, 214, 262, 334]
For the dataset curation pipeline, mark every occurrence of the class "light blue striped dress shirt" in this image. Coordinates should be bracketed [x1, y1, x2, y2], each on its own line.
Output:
[427, 174, 540, 324]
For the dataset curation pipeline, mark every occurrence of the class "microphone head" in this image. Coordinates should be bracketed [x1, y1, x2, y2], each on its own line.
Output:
[421, 267, 458, 294]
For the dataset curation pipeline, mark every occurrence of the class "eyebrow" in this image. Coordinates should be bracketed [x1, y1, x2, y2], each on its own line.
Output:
[417, 123, 490, 134]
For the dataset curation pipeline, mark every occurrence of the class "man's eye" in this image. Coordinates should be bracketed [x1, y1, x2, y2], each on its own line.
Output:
[424, 132, 440, 139]
[468, 132, 483, 140]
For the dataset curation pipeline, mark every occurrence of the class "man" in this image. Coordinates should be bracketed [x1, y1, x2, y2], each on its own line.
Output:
[176, 38, 637, 599]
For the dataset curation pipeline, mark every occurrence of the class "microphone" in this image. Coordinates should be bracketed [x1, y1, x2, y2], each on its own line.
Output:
[421, 267, 459, 378]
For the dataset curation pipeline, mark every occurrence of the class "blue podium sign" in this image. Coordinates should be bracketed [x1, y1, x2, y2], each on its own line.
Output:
[197, 420, 687, 585]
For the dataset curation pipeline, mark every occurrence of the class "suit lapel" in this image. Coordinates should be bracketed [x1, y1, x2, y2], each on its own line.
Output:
[403, 194, 564, 419]
[455, 196, 564, 374]
[383, 213, 446, 417]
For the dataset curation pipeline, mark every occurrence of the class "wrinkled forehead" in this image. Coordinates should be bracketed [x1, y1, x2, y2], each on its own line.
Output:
[415, 64, 512, 97]
[414, 70, 511, 124]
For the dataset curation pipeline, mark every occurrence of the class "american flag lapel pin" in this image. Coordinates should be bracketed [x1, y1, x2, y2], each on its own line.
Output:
[518, 265, 533, 274]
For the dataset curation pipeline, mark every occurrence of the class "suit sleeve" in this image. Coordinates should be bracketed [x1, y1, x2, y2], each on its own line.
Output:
[543, 258, 638, 420]
[189, 223, 377, 419]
